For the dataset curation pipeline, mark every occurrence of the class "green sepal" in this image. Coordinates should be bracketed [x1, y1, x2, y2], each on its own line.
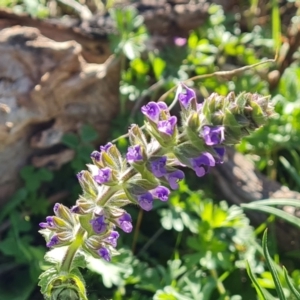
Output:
[130, 178, 158, 190]
[101, 152, 118, 170]
[123, 182, 149, 204]
[79, 214, 94, 236]
[173, 143, 200, 166]
[129, 124, 148, 148]
[55, 205, 75, 227]
[185, 126, 206, 151]
[235, 93, 247, 111]
[79, 171, 98, 199]
[201, 98, 211, 123]
[249, 99, 267, 127]
[107, 144, 123, 171]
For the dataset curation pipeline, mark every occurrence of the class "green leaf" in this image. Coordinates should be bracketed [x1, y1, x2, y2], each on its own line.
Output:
[79, 124, 98, 143]
[283, 267, 300, 299]
[0, 188, 27, 222]
[279, 156, 300, 189]
[38, 267, 58, 295]
[262, 230, 286, 300]
[242, 204, 300, 229]
[62, 133, 80, 149]
[152, 56, 166, 80]
[71, 252, 87, 270]
[246, 260, 271, 300]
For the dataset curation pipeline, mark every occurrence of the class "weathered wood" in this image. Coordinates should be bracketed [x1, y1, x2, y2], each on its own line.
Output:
[0, 26, 120, 206]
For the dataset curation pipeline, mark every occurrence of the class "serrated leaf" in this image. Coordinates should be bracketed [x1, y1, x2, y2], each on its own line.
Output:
[38, 267, 58, 295]
[71, 252, 87, 270]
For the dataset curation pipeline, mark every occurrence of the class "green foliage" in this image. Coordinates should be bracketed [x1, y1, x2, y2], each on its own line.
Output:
[1, 1, 300, 299]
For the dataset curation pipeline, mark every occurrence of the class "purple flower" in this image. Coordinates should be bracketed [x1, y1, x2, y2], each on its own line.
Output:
[178, 84, 196, 108]
[53, 203, 60, 213]
[174, 37, 187, 47]
[98, 247, 111, 262]
[157, 102, 168, 110]
[138, 192, 153, 211]
[100, 143, 113, 152]
[202, 126, 225, 146]
[126, 145, 143, 163]
[165, 170, 185, 190]
[214, 147, 225, 164]
[141, 102, 160, 122]
[117, 213, 133, 233]
[71, 205, 80, 213]
[76, 171, 84, 181]
[150, 156, 167, 177]
[91, 151, 101, 161]
[105, 231, 119, 248]
[157, 116, 177, 136]
[90, 215, 107, 234]
[151, 186, 170, 201]
[46, 235, 59, 248]
[93, 168, 112, 184]
[190, 153, 215, 177]
[39, 216, 54, 228]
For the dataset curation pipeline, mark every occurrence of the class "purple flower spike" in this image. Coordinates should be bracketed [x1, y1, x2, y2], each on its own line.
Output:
[46, 216, 54, 227]
[190, 152, 215, 177]
[166, 170, 185, 190]
[98, 247, 111, 262]
[202, 126, 225, 146]
[150, 156, 167, 178]
[178, 84, 196, 108]
[46, 235, 59, 248]
[94, 167, 112, 184]
[138, 192, 153, 211]
[117, 213, 133, 233]
[214, 147, 226, 164]
[90, 215, 107, 234]
[105, 231, 119, 247]
[141, 102, 160, 122]
[126, 145, 143, 163]
[100, 143, 113, 152]
[91, 151, 101, 162]
[157, 116, 177, 136]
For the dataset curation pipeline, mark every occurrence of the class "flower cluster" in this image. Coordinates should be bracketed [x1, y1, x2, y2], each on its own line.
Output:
[39, 83, 273, 263]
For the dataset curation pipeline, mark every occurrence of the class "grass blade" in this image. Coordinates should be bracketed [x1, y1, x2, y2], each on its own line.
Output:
[246, 261, 272, 300]
[283, 267, 300, 299]
[263, 230, 286, 300]
[242, 204, 300, 229]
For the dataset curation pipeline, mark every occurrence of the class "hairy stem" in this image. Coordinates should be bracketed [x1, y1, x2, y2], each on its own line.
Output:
[60, 226, 86, 273]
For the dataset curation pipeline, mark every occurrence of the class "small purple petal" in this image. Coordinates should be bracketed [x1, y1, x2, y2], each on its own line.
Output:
[202, 126, 225, 146]
[165, 170, 185, 190]
[93, 168, 112, 184]
[150, 157, 167, 178]
[138, 192, 153, 211]
[91, 151, 101, 161]
[126, 145, 143, 163]
[98, 247, 111, 262]
[157, 102, 168, 110]
[76, 171, 84, 181]
[117, 213, 133, 233]
[39, 222, 48, 228]
[105, 231, 120, 248]
[71, 205, 80, 213]
[190, 153, 215, 177]
[178, 84, 196, 108]
[151, 186, 170, 202]
[53, 203, 60, 213]
[46, 235, 59, 248]
[141, 102, 160, 122]
[157, 116, 177, 136]
[46, 216, 54, 227]
[90, 215, 107, 234]
[100, 143, 113, 152]
[214, 147, 226, 164]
